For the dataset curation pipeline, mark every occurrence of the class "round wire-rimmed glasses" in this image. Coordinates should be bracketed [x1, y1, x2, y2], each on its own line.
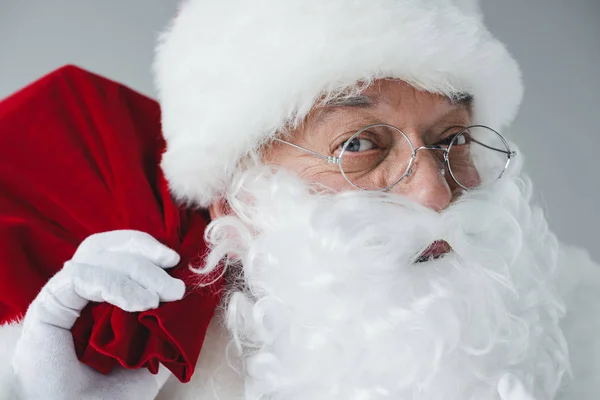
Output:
[275, 123, 517, 192]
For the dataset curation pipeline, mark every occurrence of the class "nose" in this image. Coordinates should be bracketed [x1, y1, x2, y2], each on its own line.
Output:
[392, 149, 453, 212]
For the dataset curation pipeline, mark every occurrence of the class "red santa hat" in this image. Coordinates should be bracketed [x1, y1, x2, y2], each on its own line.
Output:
[154, 0, 523, 207]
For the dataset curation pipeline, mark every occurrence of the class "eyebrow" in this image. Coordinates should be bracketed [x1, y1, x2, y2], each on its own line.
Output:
[310, 95, 376, 125]
[449, 92, 474, 108]
[324, 94, 375, 108]
[324, 92, 473, 108]
[311, 91, 474, 126]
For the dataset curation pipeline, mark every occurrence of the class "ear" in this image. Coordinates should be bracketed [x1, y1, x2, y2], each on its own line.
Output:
[208, 197, 230, 220]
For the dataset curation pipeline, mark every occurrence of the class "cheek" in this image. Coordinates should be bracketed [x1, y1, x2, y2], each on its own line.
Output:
[263, 146, 354, 191]
[302, 164, 356, 191]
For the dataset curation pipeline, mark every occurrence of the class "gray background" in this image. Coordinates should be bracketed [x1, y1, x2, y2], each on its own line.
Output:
[1, 1, 599, 260]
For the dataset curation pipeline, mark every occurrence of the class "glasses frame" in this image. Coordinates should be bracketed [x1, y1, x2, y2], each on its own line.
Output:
[275, 123, 517, 192]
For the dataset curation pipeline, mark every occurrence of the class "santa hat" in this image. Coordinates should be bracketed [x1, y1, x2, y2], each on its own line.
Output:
[154, 0, 522, 207]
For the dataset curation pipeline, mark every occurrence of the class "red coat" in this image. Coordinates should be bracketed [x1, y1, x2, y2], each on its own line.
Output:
[0, 65, 223, 382]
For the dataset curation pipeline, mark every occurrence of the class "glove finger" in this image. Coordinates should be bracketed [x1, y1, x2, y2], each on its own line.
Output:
[75, 230, 181, 268]
[92, 252, 186, 302]
[109, 230, 181, 268]
[70, 262, 160, 312]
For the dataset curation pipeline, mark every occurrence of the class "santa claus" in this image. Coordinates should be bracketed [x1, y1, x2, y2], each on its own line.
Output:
[0, 0, 598, 399]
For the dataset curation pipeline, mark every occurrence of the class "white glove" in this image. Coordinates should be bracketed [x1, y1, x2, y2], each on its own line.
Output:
[11, 230, 185, 400]
[498, 373, 538, 400]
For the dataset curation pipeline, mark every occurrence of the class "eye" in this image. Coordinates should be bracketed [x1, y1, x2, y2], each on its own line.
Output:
[437, 129, 471, 147]
[341, 137, 376, 153]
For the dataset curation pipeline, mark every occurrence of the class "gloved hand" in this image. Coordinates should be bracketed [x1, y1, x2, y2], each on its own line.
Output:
[11, 230, 186, 400]
[498, 373, 538, 400]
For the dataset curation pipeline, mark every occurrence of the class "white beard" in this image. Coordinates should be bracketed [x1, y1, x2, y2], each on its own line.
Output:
[192, 166, 571, 400]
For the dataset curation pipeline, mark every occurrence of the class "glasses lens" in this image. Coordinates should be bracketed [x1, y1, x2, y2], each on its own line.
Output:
[339, 124, 413, 190]
[448, 126, 512, 189]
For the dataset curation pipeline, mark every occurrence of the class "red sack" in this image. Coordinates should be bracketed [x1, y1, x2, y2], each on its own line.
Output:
[0, 65, 224, 382]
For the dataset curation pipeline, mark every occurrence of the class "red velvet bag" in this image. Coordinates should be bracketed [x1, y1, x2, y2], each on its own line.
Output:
[0, 65, 223, 382]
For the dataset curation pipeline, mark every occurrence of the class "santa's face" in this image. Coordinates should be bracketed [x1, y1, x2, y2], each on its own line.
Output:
[198, 80, 568, 399]
[262, 79, 473, 208]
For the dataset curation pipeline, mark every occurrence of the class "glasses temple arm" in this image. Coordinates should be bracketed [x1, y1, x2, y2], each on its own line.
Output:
[274, 138, 337, 162]
[469, 138, 517, 156]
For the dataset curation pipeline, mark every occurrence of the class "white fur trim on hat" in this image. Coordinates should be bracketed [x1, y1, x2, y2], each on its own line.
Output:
[154, 0, 523, 207]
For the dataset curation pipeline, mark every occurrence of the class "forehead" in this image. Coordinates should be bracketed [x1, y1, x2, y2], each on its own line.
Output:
[309, 79, 473, 126]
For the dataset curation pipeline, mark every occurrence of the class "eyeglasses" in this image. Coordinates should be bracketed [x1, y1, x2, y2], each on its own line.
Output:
[275, 124, 516, 191]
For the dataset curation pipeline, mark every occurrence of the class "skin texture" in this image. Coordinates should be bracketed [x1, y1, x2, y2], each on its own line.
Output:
[210, 79, 472, 218]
